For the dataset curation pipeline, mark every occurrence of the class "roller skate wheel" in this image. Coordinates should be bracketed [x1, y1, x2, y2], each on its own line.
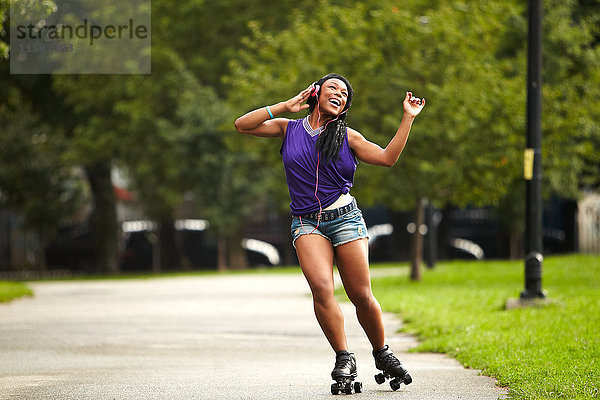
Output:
[344, 382, 353, 394]
[354, 381, 363, 393]
[390, 378, 401, 391]
[331, 383, 340, 395]
[404, 373, 413, 385]
[374, 373, 385, 384]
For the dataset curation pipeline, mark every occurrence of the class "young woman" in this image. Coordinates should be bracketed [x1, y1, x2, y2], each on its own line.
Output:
[235, 73, 425, 392]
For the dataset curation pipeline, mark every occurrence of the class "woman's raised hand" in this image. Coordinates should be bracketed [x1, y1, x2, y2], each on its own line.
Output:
[285, 84, 318, 114]
[403, 91, 426, 117]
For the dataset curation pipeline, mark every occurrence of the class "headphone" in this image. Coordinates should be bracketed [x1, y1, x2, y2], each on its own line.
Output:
[310, 82, 319, 97]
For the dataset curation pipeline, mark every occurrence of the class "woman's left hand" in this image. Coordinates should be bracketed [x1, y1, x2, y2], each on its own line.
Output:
[403, 91, 425, 117]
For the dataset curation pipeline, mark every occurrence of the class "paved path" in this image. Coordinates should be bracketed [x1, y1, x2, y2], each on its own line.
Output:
[0, 273, 507, 399]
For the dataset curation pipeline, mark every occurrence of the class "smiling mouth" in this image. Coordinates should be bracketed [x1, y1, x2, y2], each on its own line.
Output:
[328, 98, 341, 107]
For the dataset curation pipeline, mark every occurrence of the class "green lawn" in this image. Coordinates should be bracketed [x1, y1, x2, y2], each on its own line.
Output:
[0, 281, 33, 303]
[369, 254, 600, 399]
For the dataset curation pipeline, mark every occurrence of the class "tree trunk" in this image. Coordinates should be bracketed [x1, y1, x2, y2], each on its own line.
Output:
[85, 163, 119, 274]
[410, 196, 426, 281]
[158, 217, 180, 271]
[218, 236, 227, 271]
[227, 230, 248, 270]
[424, 202, 437, 269]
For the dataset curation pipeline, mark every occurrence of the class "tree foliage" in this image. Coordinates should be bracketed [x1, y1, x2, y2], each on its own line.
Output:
[227, 0, 599, 207]
[226, 0, 599, 276]
[541, 0, 600, 194]
[0, 89, 80, 230]
[0, 0, 598, 272]
[227, 0, 525, 211]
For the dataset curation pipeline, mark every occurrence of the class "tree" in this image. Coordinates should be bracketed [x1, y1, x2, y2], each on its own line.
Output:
[50, 74, 127, 273]
[226, 0, 527, 279]
[1, 1, 83, 272]
[0, 0, 8, 59]
[48, 0, 296, 271]
[3, 0, 597, 275]
[0, 90, 81, 271]
[114, 48, 233, 270]
[490, 0, 600, 258]
[147, 0, 321, 268]
[2, 0, 329, 273]
[539, 0, 600, 196]
[226, 0, 600, 277]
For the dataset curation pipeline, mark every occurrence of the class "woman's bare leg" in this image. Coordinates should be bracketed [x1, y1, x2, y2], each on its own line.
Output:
[295, 234, 348, 352]
[334, 238, 385, 350]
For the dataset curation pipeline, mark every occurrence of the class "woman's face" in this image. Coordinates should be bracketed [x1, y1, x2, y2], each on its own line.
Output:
[318, 78, 349, 116]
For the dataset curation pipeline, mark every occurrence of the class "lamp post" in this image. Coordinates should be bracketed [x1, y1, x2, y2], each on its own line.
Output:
[522, 0, 545, 299]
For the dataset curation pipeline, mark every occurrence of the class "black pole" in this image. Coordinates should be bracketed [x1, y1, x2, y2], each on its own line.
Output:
[522, 0, 545, 299]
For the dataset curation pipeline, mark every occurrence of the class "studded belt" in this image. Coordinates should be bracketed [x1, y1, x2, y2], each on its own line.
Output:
[299, 199, 357, 222]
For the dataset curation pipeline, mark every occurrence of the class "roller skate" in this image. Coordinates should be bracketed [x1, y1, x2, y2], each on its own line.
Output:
[330, 351, 362, 395]
[373, 345, 412, 391]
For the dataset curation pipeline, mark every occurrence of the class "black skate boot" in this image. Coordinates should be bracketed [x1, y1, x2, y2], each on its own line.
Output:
[373, 345, 412, 391]
[330, 351, 362, 395]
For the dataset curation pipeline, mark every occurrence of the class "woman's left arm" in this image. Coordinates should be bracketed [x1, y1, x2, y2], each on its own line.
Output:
[349, 92, 425, 167]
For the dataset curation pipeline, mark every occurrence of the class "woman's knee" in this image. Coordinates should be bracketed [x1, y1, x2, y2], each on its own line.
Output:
[310, 280, 336, 305]
[348, 289, 378, 311]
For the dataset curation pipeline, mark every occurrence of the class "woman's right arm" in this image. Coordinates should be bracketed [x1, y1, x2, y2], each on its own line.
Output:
[234, 84, 315, 138]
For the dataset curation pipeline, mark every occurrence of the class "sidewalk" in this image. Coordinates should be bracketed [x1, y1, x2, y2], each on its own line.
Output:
[0, 273, 507, 399]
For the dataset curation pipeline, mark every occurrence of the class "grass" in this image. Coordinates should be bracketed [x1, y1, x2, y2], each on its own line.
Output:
[0, 281, 33, 303]
[368, 254, 600, 399]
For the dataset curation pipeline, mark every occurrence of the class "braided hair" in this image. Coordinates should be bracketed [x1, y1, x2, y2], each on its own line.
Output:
[306, 73, 354, 161]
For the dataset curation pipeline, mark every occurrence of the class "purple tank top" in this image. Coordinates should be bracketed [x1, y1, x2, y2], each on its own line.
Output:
[280, 117, 358, 216]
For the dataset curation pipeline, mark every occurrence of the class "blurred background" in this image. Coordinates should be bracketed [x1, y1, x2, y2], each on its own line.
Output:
[0, 0, 599, 279]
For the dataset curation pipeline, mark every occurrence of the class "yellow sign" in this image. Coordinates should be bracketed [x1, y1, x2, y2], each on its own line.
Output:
[524, 149, 534, 180]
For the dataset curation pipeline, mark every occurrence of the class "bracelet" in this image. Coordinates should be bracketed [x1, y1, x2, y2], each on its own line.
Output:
[266, 105, 274, 119]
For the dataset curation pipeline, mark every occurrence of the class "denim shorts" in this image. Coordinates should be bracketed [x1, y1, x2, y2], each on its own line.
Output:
[291, 203, 369, 248]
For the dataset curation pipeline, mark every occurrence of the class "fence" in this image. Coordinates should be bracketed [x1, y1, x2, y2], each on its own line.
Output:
[578, 193, 600, 254]
[0, 210, 41, 273]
